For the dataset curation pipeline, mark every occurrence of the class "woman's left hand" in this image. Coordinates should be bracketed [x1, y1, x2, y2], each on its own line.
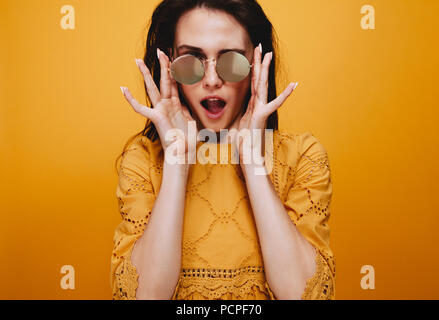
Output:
[236, 44, 298, 165]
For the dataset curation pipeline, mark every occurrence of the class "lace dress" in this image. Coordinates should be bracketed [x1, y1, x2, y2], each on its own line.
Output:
[110, 129, 335, 300]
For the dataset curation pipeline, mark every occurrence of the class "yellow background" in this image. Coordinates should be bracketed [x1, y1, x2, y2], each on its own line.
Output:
[1, 0, 438, 299]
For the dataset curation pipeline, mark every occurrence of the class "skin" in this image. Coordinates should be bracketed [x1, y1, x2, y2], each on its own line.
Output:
[171, 8, 252, 134]
[120, 7, 316, 300]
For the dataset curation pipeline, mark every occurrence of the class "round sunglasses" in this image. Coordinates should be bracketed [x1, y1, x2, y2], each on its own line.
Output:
[169, 51, 253, 85]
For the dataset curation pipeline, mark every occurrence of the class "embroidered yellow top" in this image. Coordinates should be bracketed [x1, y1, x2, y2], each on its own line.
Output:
[110, 129, 335, 300]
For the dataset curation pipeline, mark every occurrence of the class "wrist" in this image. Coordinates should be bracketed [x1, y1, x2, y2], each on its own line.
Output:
[163, 161, 190, 180]
[240, 161, 268, 179]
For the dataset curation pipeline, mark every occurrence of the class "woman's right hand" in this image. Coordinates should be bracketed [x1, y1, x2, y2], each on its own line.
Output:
[120, 49, 197, 163]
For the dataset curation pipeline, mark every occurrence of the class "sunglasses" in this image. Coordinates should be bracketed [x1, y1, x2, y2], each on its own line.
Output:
[169, 51, 253, 85]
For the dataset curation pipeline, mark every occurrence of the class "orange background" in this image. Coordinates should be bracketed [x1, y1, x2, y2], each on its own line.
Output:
[1, 0, 438, 299]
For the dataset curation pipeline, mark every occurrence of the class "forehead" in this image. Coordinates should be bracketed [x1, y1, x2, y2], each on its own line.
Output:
[174, 8, 251, 52]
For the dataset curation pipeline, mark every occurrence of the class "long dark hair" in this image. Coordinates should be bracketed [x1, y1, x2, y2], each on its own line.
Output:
[115, 0, 285, 172]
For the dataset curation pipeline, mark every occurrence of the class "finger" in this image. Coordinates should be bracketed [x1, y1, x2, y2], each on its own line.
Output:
[247, 94, 255, 114]
[257, 51, 272, 104]
[135, 58, 160, 106]
[163, 54, 188, 104]
[170, 75, 190, 119]
[157, 49, 171, 99]
[265, 82, 297, 115]
[251, 44, 262, 95]
[170, 75, 179, 99]
[121, 86, 155, 120]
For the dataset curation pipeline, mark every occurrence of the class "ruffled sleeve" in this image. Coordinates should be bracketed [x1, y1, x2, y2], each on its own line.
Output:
[110, 137, 179, 300]
[267, 131, 336, 300]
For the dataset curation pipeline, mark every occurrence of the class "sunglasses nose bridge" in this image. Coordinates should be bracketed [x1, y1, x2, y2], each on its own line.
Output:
[202, 57, 222, 80]
[201, 57, 217, 69]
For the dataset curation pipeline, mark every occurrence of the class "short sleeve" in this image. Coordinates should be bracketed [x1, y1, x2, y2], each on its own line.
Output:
[110, 139, 157, 300]
[280, 132, 336, 300]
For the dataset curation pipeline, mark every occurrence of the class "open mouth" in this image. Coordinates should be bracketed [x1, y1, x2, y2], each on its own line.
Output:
[200, 98, 227, 120]
[201, 98, 226, 114]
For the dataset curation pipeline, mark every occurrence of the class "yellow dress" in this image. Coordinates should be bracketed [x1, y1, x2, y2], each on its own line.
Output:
[110, 129, 336, 300]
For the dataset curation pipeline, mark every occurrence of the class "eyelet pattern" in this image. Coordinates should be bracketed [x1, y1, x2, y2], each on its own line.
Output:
[111, 131, 335, 300]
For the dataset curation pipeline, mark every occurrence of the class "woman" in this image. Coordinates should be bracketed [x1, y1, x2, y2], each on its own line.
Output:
[112, 0, 335, 300]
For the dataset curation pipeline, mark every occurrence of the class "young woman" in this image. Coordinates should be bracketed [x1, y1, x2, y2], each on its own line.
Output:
[111, 0, 335, 300]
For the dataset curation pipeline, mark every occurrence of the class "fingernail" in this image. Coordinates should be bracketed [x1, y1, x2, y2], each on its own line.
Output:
[294, 82, 299, 89]
[157, 48, 161, 60]
[258, 43, 262, 53]
[120, 87, 125, 95]
[135, 58, 141, 67]
[268, 52, 273, 60]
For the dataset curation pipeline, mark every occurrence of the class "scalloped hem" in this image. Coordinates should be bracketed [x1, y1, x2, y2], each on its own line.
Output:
[301, 247, 335, 300]
[172, 277, 273, 300]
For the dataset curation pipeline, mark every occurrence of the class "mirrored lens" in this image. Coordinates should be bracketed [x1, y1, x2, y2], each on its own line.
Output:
[217, 51, 251, 82]
[170, 54, 204, 85]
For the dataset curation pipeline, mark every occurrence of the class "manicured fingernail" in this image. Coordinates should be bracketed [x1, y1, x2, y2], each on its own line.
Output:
[294, 82, 299, 89]
[157, 48, 161, 60]
[136, 59, 146, 73]
[258, 43, 262, 53]
[120, 87, 125, 95]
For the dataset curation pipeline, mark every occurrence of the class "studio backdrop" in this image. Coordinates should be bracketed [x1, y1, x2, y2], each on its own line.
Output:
[1, 0, 438, 299]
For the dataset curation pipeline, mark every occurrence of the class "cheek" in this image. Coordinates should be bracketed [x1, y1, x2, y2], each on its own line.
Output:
[179, 85, 190, 98]
[241, 78, 251, 93]
[231, 80, 251, 103]
[179, 85, 198, 107]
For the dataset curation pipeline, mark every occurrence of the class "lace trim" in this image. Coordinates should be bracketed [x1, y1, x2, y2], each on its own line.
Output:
[301, 249, 335, 300]
[113, 255, 139, 300]
[173, 266, 271, 300]
[264, 281, 276, 300]
[181, 266, 264, 279]
[113, 246, 334, 300]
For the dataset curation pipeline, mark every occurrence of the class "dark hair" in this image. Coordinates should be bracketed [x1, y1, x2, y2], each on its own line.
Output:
[115, 0, 285, 172]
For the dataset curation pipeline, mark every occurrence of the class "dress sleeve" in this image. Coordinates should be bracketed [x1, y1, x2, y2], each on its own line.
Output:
[110, 140, 157, 300]
[269, 132, 336, 300]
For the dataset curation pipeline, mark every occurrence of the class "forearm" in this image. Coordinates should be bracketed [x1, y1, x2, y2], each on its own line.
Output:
[131, 162, 189, 299]
[242, 164, 317, 299]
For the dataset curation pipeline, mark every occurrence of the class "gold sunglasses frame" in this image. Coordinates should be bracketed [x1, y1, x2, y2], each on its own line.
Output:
[167, 51, 254, 84]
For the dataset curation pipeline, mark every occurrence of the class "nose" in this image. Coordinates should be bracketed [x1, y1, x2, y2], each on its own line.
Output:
[202, 59, 223, 89]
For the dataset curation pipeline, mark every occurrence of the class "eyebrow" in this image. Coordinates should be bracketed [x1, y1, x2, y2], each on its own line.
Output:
[177, 45, 246, 56]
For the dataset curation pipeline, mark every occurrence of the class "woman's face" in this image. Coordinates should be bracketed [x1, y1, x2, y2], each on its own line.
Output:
[172, 8, 254, 133]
